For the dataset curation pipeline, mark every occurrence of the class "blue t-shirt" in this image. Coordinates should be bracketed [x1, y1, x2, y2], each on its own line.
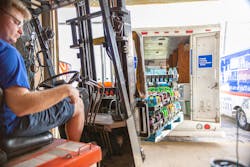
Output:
[0, 39, 30, 135]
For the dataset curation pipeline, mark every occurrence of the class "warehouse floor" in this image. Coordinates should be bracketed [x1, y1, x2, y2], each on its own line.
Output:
[141, 140, 250, 167]
[141, 115, 250, 167]
[102, 115, 250, 167]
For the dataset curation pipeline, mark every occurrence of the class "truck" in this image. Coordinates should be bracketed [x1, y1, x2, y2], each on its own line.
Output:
[220, 21, 250, 131]
[133, 24, 222, 140]
[133, 22, 250, 141]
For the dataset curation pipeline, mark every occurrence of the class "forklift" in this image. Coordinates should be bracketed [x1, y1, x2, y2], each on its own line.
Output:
[0, 0, 144, 166]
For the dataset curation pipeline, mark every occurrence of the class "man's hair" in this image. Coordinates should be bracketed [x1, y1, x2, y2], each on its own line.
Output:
[0, 0, 31, 20]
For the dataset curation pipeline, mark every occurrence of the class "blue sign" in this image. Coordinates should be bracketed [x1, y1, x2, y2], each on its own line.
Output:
[198, 55, 212, 68]
[220, 48, 250, 94]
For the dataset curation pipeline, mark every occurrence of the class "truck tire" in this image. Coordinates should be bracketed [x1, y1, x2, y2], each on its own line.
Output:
[236, 108, 250, 131]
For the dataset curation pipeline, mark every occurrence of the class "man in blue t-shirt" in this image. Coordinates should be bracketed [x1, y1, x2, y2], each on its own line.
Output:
[0, 0, 84, 142]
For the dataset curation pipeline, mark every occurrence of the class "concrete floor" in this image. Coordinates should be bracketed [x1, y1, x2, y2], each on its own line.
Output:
[140, 115, 250, 167]
[141, 141, 250, 167]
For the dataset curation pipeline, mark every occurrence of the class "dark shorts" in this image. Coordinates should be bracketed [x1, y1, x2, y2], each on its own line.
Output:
[11, 98, 74, 137]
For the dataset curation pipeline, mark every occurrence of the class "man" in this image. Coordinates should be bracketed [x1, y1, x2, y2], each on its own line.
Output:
[0, 0, 84, 142]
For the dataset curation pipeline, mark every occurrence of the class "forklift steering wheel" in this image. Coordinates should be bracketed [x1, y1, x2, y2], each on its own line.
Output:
[37, 71, 80, 90]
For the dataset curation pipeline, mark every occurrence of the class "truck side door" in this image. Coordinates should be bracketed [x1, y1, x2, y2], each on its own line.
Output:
[191, 32, 220, 123]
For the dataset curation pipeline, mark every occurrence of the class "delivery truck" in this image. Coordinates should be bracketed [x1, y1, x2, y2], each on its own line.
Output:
[220, 21, 250, 131]
[133, 24, 223, 140]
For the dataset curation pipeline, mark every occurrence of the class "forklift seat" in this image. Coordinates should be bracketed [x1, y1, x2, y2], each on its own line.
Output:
[0, 88, 53, 164]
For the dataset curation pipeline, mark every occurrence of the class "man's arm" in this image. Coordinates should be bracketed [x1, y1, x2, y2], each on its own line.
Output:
[4, 84, 80, 117]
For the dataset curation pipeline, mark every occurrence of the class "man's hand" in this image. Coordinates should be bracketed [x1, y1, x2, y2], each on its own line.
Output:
[66, 85, 81, 104]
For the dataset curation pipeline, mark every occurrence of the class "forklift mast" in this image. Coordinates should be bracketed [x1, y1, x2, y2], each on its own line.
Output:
[67, 0, 143, 166]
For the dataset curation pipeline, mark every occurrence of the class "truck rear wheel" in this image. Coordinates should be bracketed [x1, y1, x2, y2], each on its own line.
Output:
[236, 108, 250, 131]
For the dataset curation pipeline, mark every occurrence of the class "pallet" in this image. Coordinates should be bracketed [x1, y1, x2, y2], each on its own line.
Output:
[145, 112, 184, 142]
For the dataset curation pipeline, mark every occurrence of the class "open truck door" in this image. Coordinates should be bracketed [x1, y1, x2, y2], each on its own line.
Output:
[191, 32, 220, 123]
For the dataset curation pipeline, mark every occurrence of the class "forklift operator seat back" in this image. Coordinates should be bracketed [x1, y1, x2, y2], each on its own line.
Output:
[0, 87, 53, 162]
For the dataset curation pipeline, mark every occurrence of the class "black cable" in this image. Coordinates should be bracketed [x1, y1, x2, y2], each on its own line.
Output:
[236, 108, 240, 166]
